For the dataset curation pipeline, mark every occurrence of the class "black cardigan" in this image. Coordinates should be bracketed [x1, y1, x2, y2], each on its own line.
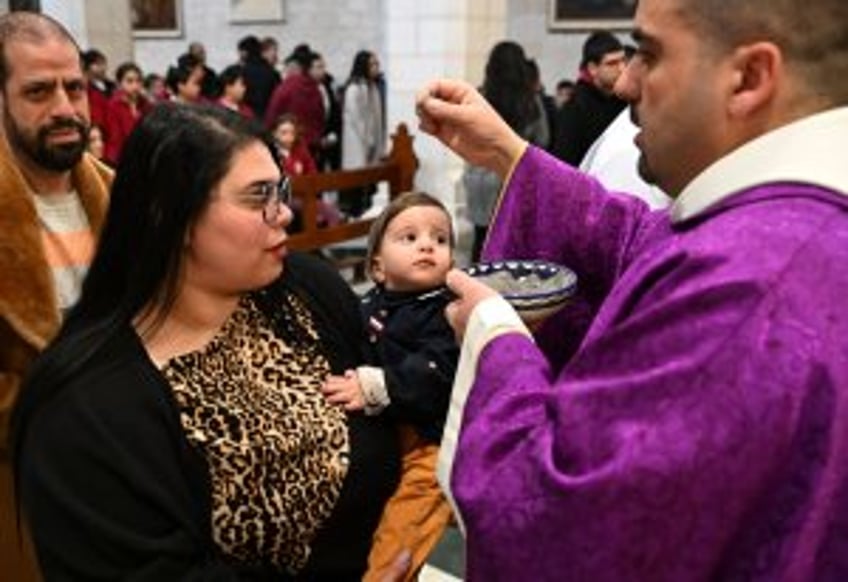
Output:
[19, 253, 400, 581]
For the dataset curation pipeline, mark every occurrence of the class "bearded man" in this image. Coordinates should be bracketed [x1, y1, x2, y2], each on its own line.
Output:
[0, 11, 112, 581]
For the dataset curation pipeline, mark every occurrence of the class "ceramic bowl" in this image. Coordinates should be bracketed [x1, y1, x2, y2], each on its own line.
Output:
[465, 260, 577, 324]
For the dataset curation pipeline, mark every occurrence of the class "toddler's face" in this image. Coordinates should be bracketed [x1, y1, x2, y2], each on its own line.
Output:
[372, 205, 453, 292]
[274, 121, 297, 150]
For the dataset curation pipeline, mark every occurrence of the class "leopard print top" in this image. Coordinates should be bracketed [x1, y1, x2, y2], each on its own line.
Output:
[160, 293, 350, 574]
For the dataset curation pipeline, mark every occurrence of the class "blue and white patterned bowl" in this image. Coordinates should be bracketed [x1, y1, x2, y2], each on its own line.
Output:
[465, 260, 577, 323]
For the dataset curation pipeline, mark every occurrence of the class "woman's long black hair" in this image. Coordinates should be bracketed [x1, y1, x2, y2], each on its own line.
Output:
[481, 40, 540, 132]
[347, 50, 375, 85]
[10, 103, 280, 497]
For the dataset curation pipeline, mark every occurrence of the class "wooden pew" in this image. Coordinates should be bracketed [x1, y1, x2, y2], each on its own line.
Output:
[287, 123, 418, 255]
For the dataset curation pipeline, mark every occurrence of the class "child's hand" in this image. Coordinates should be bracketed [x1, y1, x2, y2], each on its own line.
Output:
[322, 369, 366, 411]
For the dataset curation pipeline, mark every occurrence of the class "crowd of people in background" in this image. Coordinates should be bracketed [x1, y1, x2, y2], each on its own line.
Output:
[7, 1, 848, 579]
[78, 33, 638, 230]
[78, 36, 387, 220]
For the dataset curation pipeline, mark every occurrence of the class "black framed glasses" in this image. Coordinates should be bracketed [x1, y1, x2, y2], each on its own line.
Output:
[259, 177, 292, 226]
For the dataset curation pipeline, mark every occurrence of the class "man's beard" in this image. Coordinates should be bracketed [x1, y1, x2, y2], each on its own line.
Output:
[629, 106, 658, 187]
[637, 153, 658, 186]
[3, 105, 88, 172]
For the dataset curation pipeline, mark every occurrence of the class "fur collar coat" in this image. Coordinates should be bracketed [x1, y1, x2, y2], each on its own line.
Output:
[0, 137, 112, 445]
[0, 135, 111, 581]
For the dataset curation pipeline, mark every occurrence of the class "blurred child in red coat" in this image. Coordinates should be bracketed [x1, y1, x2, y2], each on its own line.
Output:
[271, 114, 341, 229]
[104, 62, 151, 165]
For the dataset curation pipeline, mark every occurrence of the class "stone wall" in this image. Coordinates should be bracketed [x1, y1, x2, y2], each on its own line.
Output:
[132, 0, 384, 88]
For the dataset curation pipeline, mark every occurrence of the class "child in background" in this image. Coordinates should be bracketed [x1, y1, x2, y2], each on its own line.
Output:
[143, 73, 169, 103]
[271, 114, 341, 229]
[104, 62, 151, 165]
[322, 192, 458, 582]
[165, 61, 203, 104]
[271, 113, 317, 176]
[86, 125, 105, 161]
[217, 64, 254, 118]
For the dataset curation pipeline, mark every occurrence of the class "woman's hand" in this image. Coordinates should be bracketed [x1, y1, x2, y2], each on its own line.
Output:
[444, 268, 499, 341]
[322, 370, 366, 411]
[416, 78, 527, 178]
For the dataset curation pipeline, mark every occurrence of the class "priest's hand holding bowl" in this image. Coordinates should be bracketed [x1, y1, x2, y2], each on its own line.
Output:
[445, 260, 577, 338]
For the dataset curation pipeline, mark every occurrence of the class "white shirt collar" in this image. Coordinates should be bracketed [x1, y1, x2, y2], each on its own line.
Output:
[671, 106, 848, 223]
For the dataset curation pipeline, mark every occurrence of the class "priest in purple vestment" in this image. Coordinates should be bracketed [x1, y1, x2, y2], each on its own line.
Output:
[415, 0, 848, 580]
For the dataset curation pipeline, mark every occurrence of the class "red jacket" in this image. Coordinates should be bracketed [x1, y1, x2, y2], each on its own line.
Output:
[281, 142, 317, 176]
[264, 74, 325, 149]
[104, 91, 152, 165]
[87, 86, 109, 133]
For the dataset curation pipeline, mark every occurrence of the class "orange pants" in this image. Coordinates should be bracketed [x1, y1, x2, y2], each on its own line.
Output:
[364, 426, 453, 582]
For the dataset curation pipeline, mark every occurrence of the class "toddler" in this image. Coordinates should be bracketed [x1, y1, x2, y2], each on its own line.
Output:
[322, 192, 458, 581]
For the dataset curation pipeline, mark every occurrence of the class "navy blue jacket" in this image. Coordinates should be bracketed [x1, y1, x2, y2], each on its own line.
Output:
[361, 286, 459, 443]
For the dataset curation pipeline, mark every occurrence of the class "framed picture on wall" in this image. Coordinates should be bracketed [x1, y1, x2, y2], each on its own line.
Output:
[548, 0, 636, 31]
[229, 0, 286, 24]
[131, 0, 183, 38]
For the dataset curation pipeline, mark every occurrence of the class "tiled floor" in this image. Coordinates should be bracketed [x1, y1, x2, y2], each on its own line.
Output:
[423, 526, 465, 580]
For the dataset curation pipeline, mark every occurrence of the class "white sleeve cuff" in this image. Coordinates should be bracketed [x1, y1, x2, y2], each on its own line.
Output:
[356, 366, 389, 416]
[437, 295, 531, 535]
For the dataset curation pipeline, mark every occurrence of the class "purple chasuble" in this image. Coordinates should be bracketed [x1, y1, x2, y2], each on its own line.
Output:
[445, 109, 848, 581]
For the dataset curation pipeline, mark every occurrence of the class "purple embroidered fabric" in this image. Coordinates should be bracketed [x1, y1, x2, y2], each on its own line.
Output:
[451, 146, 848, 581]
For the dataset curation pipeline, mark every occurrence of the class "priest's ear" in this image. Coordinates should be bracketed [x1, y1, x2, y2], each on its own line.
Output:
[727, 41, 783, 118]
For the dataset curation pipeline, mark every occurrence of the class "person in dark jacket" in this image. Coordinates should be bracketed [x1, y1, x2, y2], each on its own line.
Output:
[322, 192, 458, 582]
[237, 35, 280, 119]
[187, 41, 219, 99]
[552, 30, 628, 165]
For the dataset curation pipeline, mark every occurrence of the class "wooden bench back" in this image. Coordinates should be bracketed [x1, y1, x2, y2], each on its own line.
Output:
[287, 123, 418, 250]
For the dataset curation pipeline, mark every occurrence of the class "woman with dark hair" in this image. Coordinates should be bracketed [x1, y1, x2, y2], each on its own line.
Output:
[463, 41, 545, 261]
[340, 50, 385, 217]
[12, 104, 400, 580]
[217, 64, 254, 118]
[165, 59, 204, 103]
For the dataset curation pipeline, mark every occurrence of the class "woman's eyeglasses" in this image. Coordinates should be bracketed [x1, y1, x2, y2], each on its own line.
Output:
[258, 177, 292, 226]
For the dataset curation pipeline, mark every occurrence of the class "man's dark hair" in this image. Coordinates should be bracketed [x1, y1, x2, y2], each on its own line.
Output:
[678, 0, 848, 104]
[81, 48, 106, 70]
[176, 52, 200, 71]
[114, 61, 142, 84]
[237, 35, 262, 60]
[286, 43, 313, 70]
[581, 30, 623, 68]
[219, 64, 245, 88]
[556, 79, 575, 92]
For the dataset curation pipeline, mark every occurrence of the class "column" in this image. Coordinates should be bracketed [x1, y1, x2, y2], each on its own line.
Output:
[384, 0, 506, 257]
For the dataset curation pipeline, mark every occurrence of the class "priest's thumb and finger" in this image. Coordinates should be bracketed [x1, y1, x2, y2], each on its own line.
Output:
[444, 268, 498, 340]
[416, 78, 526, 178]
